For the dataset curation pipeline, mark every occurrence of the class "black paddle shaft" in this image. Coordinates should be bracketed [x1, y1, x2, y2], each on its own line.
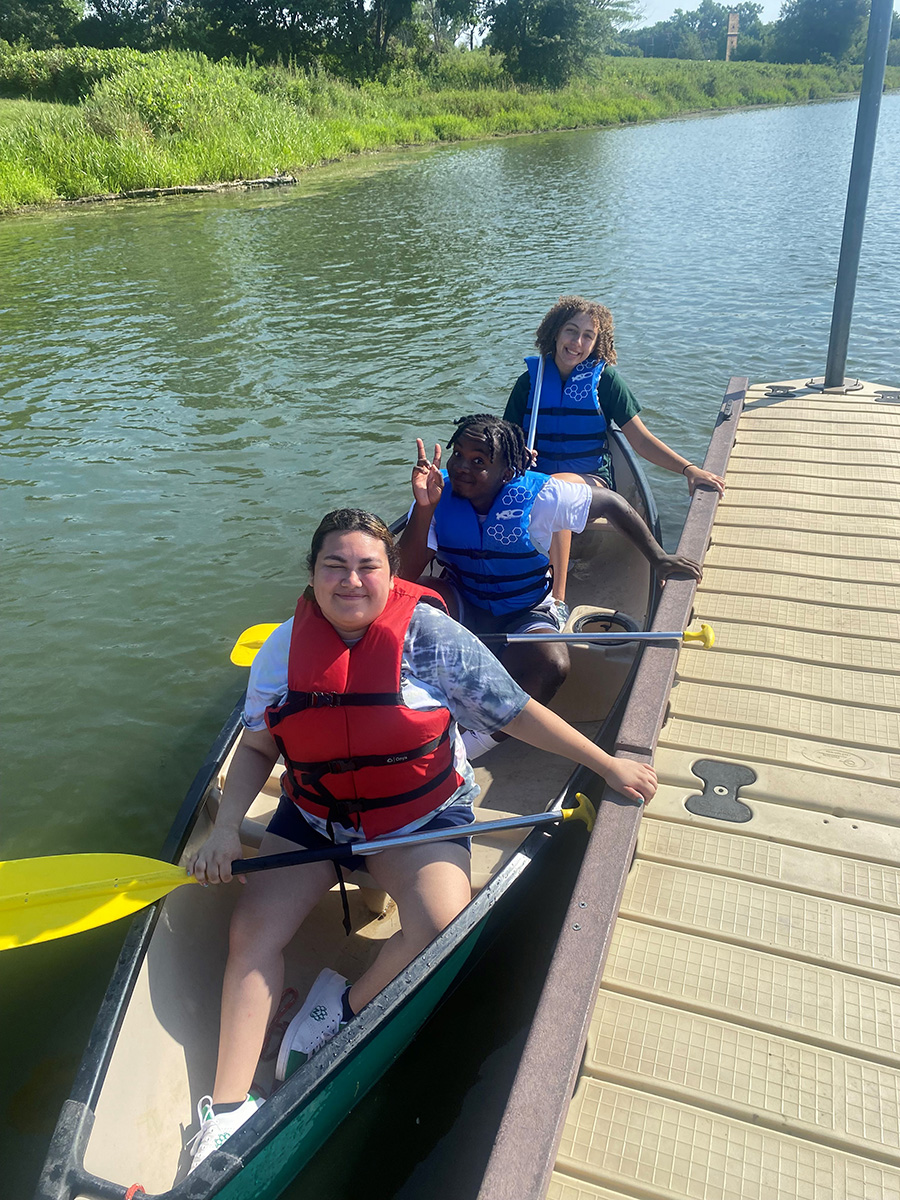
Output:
[230, 807, 568, 875]
[232, 843, 359, 874]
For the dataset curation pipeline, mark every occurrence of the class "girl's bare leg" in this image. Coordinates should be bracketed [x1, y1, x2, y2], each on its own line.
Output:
[212, 834, 335, 1103]
[549, 472, 608, 605]
[346, 841, 471, 1013]
[549, 529, 572, 603]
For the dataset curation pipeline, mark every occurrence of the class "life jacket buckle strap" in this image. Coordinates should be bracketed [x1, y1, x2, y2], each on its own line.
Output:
[308, 691, 339, 708]
[332, 798, 364, 823]
[327, 758, 356, 775]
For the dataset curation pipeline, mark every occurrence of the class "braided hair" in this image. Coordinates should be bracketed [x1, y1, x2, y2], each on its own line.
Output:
[448, 414, 531, 479]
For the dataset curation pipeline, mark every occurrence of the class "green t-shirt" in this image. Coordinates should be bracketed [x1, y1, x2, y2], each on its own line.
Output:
[502, 363, 641, 488]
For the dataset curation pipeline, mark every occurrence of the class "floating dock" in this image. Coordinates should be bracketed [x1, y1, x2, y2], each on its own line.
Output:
[479, 375, 900, 1200]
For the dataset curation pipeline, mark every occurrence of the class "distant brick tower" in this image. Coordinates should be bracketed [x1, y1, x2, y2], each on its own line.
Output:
[726, 11, 739, 60]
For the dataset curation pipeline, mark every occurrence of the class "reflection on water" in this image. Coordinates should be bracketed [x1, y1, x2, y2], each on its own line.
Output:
[1, 95, 898, 1196]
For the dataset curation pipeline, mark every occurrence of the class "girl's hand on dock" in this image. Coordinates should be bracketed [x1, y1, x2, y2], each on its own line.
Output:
[651, 552, 703, 582]
[604, 758, 657, 805]
[684, 464, 725, 496]
[412, 438, 444, 508]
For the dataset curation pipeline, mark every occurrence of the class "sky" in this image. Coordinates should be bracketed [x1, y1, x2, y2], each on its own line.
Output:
[633, 0, 784, 24]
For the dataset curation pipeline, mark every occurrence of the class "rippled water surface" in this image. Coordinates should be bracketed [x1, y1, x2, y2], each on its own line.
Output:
[2, 95, 898, 1195]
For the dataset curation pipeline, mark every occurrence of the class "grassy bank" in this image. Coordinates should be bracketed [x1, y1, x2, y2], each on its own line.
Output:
[2, 48, 897, 213]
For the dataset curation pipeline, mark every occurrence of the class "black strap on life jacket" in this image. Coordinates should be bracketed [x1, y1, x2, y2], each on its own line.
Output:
[439, 562, 553, 608]
[282, 730, 454, 834]
[332, 860, 352, 937]
[266, 689, 404, 729]
[290, 730, 454, 938]
[436, 544, 542, 561]
[285, 729, 448, 783]
[270, 726, 455, 936]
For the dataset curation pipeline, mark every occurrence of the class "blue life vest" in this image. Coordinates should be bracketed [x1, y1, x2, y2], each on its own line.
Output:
[433, 470, 553, 615]
[524, 355, 607, 475]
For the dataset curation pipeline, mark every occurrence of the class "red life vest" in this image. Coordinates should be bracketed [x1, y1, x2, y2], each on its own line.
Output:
[264, 579, 463, 839]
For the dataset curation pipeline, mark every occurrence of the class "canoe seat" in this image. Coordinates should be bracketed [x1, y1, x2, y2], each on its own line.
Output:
[564, 604, 640, 637]
[553, 606, 641, 723]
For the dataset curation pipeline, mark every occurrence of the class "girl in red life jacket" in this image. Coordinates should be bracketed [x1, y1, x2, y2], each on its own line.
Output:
[185, 507, 657, 1170]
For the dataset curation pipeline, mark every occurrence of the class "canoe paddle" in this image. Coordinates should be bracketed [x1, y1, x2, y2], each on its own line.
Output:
[526, 353, 546, 453]
[483, 624, 715, 648]
[230, 621, 715, 664]
[0, 794, 595, 952]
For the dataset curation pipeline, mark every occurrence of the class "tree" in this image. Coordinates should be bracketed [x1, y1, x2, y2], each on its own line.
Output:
[487, 0, 638, 85]
[621, 1, 766, 60]
[164, 0, 336, 62]
[0, 0, 81, 46]
[771, 0, 868, 63]
[418, 0, 481, 49]
[77, 0, 172, 50]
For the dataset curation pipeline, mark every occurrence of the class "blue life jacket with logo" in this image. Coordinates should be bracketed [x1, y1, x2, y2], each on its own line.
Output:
[433, 469, 552, 615]
[524, 355, 607, 475]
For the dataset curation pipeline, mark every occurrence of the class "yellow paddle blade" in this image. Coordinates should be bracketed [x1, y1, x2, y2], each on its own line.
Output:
[683, 622, 715, 649]
[561, 792, 597, 832]
[230, 622, 281, 667]
[0, 853, 197, 951]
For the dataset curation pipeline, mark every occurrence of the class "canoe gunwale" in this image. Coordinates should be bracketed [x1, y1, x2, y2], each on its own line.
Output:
[183, 830, 549, 1199]
[34, 696, 248, 1200]
[36, 774, 577, 1200]
[475, 376, 747, 1200]
[36, 428, 663, 1200]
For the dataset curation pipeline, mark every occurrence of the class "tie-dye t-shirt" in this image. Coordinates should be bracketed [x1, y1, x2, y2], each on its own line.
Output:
[242, 601, 530, 841]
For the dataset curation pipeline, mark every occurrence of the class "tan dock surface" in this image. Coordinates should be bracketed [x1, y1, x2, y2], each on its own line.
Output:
[550, 377, 900, 1200]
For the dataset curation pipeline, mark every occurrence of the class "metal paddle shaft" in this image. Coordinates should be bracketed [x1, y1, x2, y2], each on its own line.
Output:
[231, 622, 715, 665]
[482, 624, 715, 648]
[0, 797, 596, 950]
[526, 354, 545, 453]
[232, 806, 580, 873]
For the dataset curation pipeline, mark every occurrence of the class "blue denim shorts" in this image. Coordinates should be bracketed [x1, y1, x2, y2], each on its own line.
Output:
[266, 794, 475, 872]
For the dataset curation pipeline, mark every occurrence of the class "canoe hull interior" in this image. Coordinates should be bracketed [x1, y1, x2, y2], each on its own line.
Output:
[51, 830, 543, 1200]
[37, 428, 660, 1200]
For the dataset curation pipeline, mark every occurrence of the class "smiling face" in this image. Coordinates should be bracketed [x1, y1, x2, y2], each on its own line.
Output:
[553, 311, 599, 380]
[446, 431, 514, 515]
[311, 530, 395, 639]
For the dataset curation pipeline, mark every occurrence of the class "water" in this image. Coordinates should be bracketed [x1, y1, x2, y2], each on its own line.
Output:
[2, 95, 898, 1196]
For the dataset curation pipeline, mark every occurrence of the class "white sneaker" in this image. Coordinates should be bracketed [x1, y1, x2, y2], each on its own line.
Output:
[462, 728, 499, 761]
[275, 968, 349, 1082]
[188, 1093, 262, 1172]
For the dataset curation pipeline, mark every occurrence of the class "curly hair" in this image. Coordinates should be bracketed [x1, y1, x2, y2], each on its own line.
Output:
[534, 296, 617, 365]
[448, 414, 531, 478]
[307, 508, 400, 575]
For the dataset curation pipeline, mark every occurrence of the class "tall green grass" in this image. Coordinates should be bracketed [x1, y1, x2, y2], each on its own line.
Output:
[1, 48, 897, 213]
[0, 96, 57, 128]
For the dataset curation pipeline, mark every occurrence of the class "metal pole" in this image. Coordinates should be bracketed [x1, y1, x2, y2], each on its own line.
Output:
[822, 0, 893, 390]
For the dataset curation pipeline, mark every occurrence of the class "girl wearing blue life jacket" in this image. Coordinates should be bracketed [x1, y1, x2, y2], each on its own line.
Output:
[400, 415, 702, 759]
[503, 296, 724, 607]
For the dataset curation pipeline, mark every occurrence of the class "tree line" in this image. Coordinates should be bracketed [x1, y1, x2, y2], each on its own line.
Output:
[622, 0, 900, 66]
[3, 0, 899, 85]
